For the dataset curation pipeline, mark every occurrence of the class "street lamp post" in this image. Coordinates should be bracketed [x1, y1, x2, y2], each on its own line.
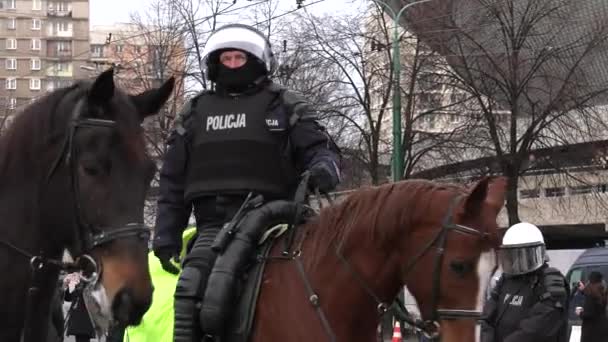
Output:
[371, 0, 432, 182]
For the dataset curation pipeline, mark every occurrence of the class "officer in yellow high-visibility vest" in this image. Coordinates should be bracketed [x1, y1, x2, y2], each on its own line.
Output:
[121, 227, 197, 342]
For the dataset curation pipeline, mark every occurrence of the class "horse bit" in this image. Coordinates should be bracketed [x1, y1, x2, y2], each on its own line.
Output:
[0, 93, 150, 284]
[289, 193, 491, 341]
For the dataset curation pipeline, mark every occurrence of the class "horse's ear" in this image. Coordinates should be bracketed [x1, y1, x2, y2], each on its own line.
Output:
[88, 68, 115, 105]
[465, 177, 489, 214]
[464, 176, 507, 215]
[130, 77, 175, 121]
[486, 176, 507, 209]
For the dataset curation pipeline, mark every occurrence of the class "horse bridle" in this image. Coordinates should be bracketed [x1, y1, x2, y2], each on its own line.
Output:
[391, 194, 490, 337]
[290, 193, 492, 341]
[43, 96, 151, 278]
[0, 92, 150, 283]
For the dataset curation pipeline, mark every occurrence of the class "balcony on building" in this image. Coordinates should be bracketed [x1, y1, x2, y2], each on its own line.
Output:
[90, 45, 105, 62]
[45, 62, 73, 78]
[46, 29, 73, 38]
[47, 50, 73, 59]
[45, 76, 73, 92]
[47, 46, 72, 58]
[47, 9, 72, 17]
[46, 21, 74, 38]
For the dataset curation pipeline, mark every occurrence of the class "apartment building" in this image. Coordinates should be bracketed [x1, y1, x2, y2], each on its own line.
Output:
[0, 0, 90, 127]
[88, 23, 186, 94]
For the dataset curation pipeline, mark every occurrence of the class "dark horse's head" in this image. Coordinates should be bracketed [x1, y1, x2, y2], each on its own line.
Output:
[0, 68, 174, 334]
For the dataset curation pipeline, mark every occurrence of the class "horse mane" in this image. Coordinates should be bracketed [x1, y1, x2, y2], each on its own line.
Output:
[305, 179, 467, 265]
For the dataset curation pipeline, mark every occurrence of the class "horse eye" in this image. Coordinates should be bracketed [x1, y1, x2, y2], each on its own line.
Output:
[82, 164, 100, 176]
[450, 260, 474, 277]
[81, 159, 110, 177]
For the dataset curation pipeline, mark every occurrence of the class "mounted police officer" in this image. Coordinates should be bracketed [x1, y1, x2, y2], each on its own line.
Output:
[151, 23, 341, 342]
[480, 222, 569, 342]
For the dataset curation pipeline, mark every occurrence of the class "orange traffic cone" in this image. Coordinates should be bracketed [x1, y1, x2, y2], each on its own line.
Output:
[392, 321, 402, 342]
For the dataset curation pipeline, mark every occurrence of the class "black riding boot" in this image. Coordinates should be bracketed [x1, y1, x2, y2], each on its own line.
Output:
[173, 226, 221, 342]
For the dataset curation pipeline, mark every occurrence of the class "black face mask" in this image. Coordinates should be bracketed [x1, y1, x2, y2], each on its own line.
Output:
[215, 59, 267, 93]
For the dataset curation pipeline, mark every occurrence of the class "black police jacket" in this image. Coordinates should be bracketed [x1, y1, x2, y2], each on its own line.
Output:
[480, 265, 569, 342]
[152, 81, 341, 253]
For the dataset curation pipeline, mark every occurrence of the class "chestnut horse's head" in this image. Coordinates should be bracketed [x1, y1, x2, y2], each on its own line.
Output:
[396, 177, 506, 341]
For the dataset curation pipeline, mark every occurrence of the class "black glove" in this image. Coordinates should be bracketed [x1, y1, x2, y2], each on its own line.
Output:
[154, 247, 181, 275]
[308, 162, 336, 193]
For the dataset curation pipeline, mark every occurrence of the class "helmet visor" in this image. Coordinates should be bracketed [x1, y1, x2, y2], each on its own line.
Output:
[201, 26, 273, 73]
[498, 244, 545, 275]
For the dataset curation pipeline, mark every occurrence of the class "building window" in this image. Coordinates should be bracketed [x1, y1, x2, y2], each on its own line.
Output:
[55, 21, 71, 32]
[545, 187, 565, 197]
[570, 185, 595, 196]
[31, 18, 41, 30]
[50, 1, 71, 12]
[56, 41, 70, 52]
[90, 45, 103, 58]
[5, 78, 17, 90]
[519, 189, 540, 199]
[31, 58, 41, 70]
[9, 97, 16, 110]
[5, 58, 16, 70]
[32, 0, 42, 10]
[54, 62, 69, 72]
[7, 17, 16, 30]
[30, 78, 41, 90]
[31, 38, 41, 50]
[115, 45, 124, 53]
[6, 0, 16, 10]
[6, 38, 17, 50]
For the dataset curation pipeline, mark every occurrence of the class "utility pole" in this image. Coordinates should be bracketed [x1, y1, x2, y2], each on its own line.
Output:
[370, 0, 432, 181]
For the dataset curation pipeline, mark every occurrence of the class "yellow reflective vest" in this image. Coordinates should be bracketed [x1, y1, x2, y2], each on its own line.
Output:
[123, 227, 196, 342]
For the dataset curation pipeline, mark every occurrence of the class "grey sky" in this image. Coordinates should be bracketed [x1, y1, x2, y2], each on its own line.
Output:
[89, 0, 360, 27]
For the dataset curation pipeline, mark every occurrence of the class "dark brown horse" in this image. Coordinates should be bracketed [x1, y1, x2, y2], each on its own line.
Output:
[252, 177, 506, 342]
[0, 68, 174, 341]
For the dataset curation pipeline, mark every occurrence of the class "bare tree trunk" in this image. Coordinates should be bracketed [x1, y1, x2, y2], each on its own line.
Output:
[505, 165, 520, 226]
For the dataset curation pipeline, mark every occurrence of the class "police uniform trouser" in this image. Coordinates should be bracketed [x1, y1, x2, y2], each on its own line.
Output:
[173, 196, 242, 342]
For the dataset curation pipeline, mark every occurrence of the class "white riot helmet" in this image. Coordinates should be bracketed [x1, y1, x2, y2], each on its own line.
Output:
[200, 24, 277, 82]
[498, 222, 547, 276]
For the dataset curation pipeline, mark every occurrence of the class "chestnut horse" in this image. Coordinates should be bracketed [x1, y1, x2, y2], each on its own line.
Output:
[0, 68, 174, 341]
[252, 177, 506, 342]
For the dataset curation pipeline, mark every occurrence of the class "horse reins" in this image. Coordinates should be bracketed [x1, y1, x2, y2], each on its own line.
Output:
[288, 191, 491, 341]
[0, 87, 150, 341]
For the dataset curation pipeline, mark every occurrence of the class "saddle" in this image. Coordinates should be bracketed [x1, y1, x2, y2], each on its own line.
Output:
[199, 199, 314, 342]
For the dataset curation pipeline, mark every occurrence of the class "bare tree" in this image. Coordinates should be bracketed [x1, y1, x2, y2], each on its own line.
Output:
[286, 4, 471, 185]
[123, 1, 188, 160]
[404, 0, 608, 224]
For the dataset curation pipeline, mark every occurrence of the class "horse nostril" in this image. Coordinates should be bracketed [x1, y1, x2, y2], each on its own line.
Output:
[112, 287, 152, 326]
[112, 289, 133, 324]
